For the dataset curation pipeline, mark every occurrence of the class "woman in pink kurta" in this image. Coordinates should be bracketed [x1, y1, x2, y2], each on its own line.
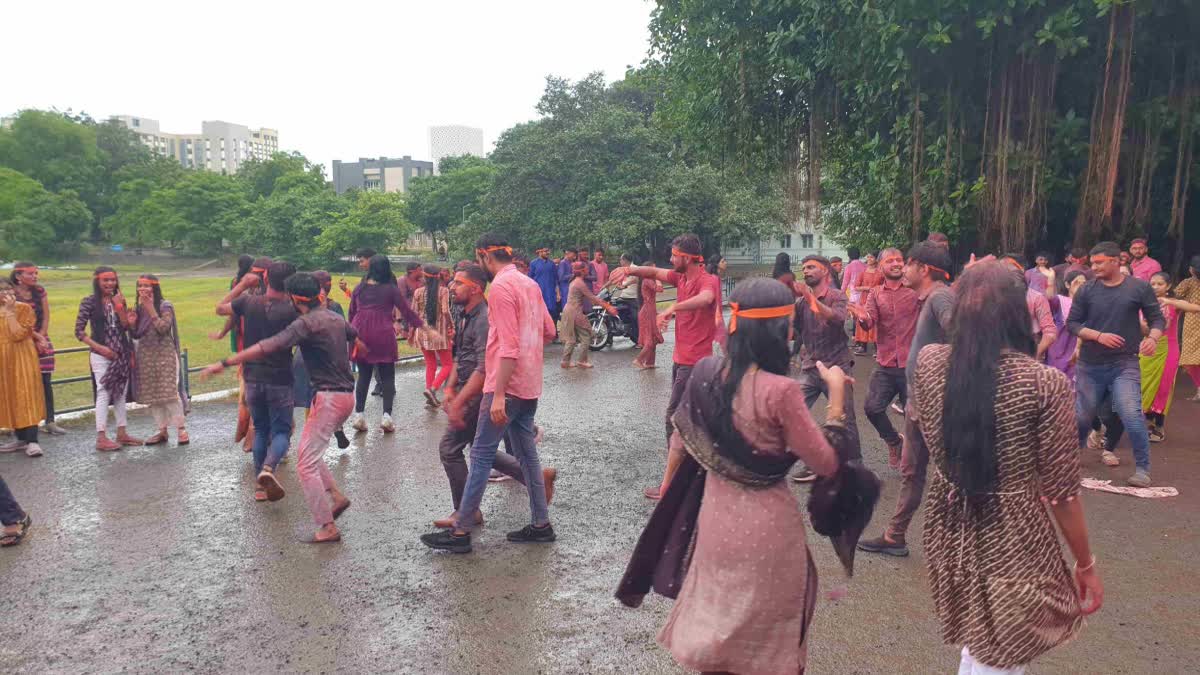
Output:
[652, 278, 842, 675]
[634, 267, 663, 369]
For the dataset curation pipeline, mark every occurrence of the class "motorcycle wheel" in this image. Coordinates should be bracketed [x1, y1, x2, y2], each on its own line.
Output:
[589, 315, 610, 351]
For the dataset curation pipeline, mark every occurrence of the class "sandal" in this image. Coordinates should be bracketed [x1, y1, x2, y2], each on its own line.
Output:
[0, 513, 32, 547]
[117, 435, 144, 447]
[144, 431, 169, 446]
[177, 430, 190, 446]
[253, 489, 268, 502]
[257, 468, 285, 502]
[96, 437, 121, 452]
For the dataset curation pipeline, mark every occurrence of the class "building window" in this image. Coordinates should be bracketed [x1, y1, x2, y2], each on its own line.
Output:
[800, 234, 814, 248]
[779, 235, 792, 249]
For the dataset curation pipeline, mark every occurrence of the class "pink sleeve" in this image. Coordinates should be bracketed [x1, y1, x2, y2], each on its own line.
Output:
[665, 270, 681, 287]
[777, 381, 838, 476]
[490, 283, 521, 359]
[1033, 294, 1055, 335]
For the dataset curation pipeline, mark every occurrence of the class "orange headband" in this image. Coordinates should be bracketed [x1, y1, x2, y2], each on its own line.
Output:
[910, 259, 949, 279]
[672, 247, 704, 263]
[94, 272, 117, 280]
[251, 266, 266, 274]
[138, 278, 160, 285]
[14, 264, 36, 271]
[477, 246, 513, 256]
[290, 294, 314, 303]
[453, 274, 481, 291]
[1003, 258, 1024, 273]
[1090, 254, 1117, 264]
[728, 302, 794, 333]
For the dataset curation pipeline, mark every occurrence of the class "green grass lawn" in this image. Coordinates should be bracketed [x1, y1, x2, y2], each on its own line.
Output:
[33, 265, 417, 415]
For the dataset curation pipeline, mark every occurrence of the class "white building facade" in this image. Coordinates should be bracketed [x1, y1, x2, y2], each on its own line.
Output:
[428, 125, 484, 174]
[721, 210, 848, 267]
[114, 116, 278, 173]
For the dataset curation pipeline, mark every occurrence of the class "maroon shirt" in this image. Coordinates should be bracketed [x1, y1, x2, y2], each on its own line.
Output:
[859, 279, 919, 368]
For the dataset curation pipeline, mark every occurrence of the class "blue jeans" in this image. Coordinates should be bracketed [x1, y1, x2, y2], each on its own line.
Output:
[1075, 358, 1150, 472]
[455, 393, 549, 533]
[245, 381, 294, 474]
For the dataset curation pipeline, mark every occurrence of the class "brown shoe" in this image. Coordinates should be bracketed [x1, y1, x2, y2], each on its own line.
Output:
[433, 510, 483, 529]
[543, 468, 557, 505]
[96, 436, 121, 452]
[116, 434, 144, 447]
[145, 431, 169, 446]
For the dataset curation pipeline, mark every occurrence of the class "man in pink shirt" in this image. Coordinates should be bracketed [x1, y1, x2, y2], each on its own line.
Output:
[608, 234, 720, 500]
[421, 234, 558, 554]
[1128, 238, 1162, 282]
[592, 249, 609, 293]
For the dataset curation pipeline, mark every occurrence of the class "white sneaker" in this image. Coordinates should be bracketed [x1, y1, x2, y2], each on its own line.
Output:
[1087, 429, 1106, 451]
[25, 443, 43, 457]
[380, 413, 395, 433]
[351, 414, 367, 432]
[0, 440, 27, 453]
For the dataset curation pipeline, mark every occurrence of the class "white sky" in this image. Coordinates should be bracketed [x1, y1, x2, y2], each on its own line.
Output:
[0, 0, 654, 176]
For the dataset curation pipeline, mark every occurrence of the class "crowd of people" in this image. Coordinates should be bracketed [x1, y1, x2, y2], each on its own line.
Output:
[1, 230, 1197, 674]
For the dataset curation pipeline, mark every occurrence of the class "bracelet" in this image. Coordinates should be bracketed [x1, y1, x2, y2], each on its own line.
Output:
[220, 358, 231, 368]
[1074, 556, 1096, 573]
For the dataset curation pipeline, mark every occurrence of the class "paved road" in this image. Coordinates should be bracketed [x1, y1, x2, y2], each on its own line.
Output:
[2, 329, 1197, 674]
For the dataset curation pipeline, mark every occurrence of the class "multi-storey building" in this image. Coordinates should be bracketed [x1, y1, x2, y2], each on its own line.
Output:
[428, 125, 484, 174]
[113, 116, 278, 173]
[331, 156, 435, 194]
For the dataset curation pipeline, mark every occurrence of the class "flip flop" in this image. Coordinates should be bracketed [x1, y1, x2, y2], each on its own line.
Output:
[332, 499, 351, 520]
[257, 470, 285, 502]
[302, 532, 342, 544]
[0, 514, 32, 547]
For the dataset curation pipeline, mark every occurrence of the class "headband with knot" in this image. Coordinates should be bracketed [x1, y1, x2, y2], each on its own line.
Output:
[728, 302, 795, 333]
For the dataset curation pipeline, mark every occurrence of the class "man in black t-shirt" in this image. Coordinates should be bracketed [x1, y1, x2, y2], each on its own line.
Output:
[217, 261, 298, 501]
[1067, 241, 1165, 487]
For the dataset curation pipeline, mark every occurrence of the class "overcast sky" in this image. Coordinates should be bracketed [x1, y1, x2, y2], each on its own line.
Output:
[1, 0, 654, 176]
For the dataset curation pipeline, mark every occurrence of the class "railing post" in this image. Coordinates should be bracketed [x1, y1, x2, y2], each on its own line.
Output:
[181, 348, 190, 400]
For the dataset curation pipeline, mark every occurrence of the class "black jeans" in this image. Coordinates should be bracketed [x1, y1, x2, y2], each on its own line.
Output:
[15, 426, 38, 443]
[864, 366, 906, 447]
[0, 476, 24, 526]
[355, 362, 396, 414]
[41, 372, 54, 423]
[798, 368, 862, 462]
[437, 395, 526, 510]
[616, 299, 638, 342]
[665, 364, 694, 443]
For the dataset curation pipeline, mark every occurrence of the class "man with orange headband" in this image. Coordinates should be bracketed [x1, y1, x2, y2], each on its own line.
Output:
[203, 273, 364, 543]
[529, 247, 559, 325]
[1068, 241, 1165, 487]
[847, 247, 918, 470]
[420, 233, 557, 553]
[789, 254, 861, 482]
[1128, 237, 1162, 282]
[216, 261, 299, 502]
[607, 233, 720, 500]
[859, 240, 955, 558]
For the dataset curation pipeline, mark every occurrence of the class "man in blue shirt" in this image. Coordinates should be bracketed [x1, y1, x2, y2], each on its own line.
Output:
[529, 248, 559, 325]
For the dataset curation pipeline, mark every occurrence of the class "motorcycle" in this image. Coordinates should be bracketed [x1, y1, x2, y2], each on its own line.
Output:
[587, 287, 636, 351]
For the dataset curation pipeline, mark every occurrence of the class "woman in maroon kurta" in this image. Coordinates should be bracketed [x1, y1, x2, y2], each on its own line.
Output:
[348, 255, 422, 433]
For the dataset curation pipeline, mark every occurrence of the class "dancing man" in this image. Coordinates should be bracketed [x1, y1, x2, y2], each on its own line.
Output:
[530, 247, 559, 325]
[420, 234, 557, 554]
[847, 247, 918, 470]
[608, 234, 720, 500]
[203, 273, 363, 543]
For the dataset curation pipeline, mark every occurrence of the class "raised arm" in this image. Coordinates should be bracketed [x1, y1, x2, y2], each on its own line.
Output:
[217, 273, 257, 316]
[391, 286, 424, 329]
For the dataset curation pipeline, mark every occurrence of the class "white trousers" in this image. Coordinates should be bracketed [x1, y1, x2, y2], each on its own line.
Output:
[958, 647, 1026, 675]
[90, 353, 127, 433]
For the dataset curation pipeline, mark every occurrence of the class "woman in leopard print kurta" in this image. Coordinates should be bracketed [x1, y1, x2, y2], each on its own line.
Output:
[913, 262, 1102, 672]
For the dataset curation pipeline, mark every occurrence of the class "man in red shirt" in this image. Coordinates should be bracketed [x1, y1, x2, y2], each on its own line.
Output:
[848, 248, 918, 469]
[420, 234, 558, 554]
[609, 234, 720, 500]
[1128, 237, 1162, 282]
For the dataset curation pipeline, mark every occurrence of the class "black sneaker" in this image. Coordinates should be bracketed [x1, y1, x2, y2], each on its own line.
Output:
[334, 429, 351, 449]
[506, 524, 556, 543]
[791, 469, 817, 483]
[857, 535, 910, 557]
[420, 529, 472, 553]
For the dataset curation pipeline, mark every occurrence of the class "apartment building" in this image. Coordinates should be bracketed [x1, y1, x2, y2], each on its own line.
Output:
[114, 116, 279, 173]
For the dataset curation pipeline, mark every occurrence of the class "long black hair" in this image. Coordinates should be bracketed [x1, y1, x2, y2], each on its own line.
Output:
[9, 262, 46, 330]
[422, 264, 442, 325]
[366, 254, 397, 285]
[234, 254, 254, 286]
[771, 252, 792, 280]
[941, 261, 1035, 496]
[90, 265, 120, 336]
[137, 274, 164, 313]
[711, 278, 795, 453]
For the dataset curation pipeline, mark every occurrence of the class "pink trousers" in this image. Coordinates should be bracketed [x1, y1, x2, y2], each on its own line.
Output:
[297, 391, 353, 526]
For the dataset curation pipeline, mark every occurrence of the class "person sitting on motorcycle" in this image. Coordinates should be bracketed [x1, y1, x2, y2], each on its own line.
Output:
[561, 261, 616, 369]
[612, 253, 641, 343]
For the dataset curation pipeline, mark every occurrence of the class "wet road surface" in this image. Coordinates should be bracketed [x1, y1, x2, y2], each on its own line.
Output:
[2, 329, 1198, 674]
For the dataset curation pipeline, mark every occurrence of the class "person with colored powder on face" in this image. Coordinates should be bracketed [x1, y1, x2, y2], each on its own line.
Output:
[203, 272, 365, 544]
[1127, 237, 1162, 282]
[419, 234, 558, 554]
[608, 234, 721, 501]
[556, 248, 578, 334]
[75, 266, 144, 452]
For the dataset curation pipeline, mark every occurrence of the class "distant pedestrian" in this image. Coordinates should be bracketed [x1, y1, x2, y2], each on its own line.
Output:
[633, 261, 663, 369]
[560, 261, 616, 369]
[412, 264, 454, 406]
[529, 248, 559, 324]
[913, 261, 1103, 674]
[75, 266, 143, 452]
[132, 275, 189, 447]
[10, 262, 63, 435]
[851, 252, 882, 355]
[592, 249, 609, 293]
[0, 279, 46, 457]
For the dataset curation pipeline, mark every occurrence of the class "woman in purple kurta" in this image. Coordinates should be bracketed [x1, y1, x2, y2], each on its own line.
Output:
[347, 255, 422, 433]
